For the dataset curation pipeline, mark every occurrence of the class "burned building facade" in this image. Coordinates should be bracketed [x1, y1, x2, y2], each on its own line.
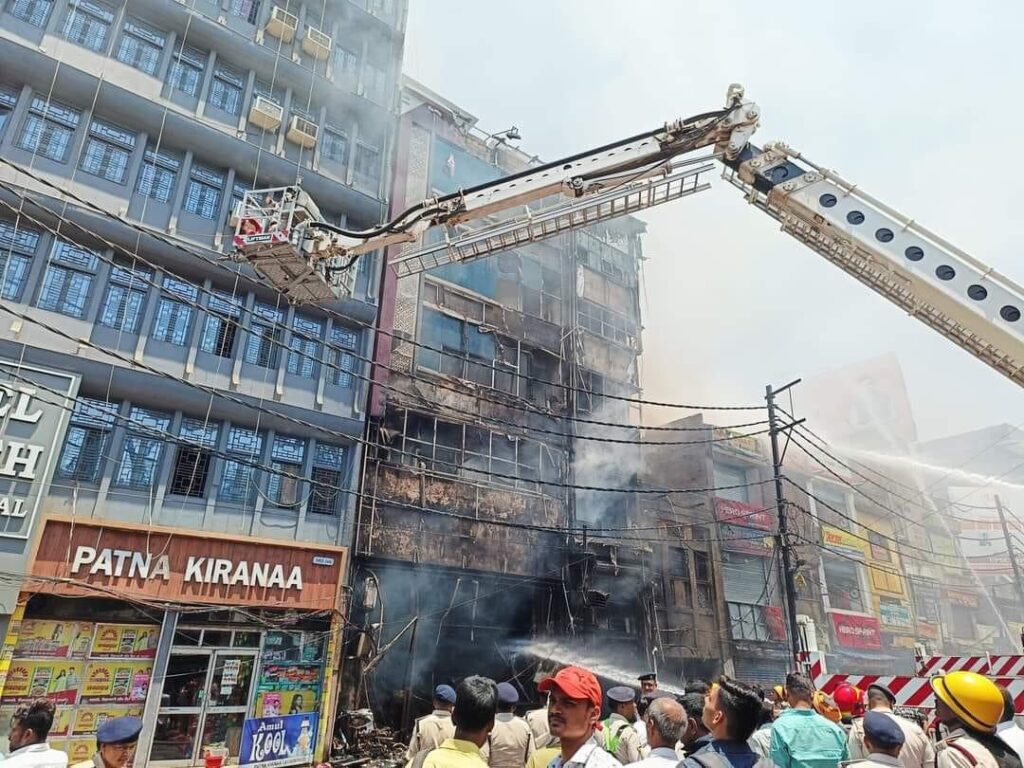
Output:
[350, 78, 646, 722]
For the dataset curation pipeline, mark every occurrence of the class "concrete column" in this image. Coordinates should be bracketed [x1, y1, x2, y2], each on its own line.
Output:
[196, 49, 218, 119]
[136, 609, 179, 764]
[167, 150, 194, 234]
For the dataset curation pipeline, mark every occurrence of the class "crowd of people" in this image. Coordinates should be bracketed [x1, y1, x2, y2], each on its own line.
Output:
[404, 668, 1024, 768]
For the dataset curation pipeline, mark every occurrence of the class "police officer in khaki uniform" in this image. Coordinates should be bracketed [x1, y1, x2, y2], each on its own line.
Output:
[845, 711, 905, 768]
[70, 716, 142, 768]
[407, 685, 458, 761]
[931, 672, 1017, 768]
[848, 684, 934, 768]
[525, 701, 557, 750]
[484, 683, 534, 768]
[601, 686, 643, 764]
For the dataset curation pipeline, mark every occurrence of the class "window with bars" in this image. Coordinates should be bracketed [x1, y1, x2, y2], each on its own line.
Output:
[328, 325, 357, 387]
[135, 146, 180, 203]
[99, 263, 151, 333]
[199, 290, 241, 358]
[209, 62, 244, 115]
[168, 44, 206, 97]
[183, 164, 224, 219]
[0, 220, 39, 300]
[310, 443, 345, 516]
[62, 0, 114, 52]
[152, 277, 197, 345]
[57, 397, 118, 482]
[219, 426, 263, 504]
[37, 240, 98, 318]
[17, 97, 81, 163]
[229, 0, 260, 23]
[362, 63, 390, 105]
[114, 407, 171, 490]
[353, 142, 380, 187]
[714, 463, 750, 504]
[243, 302, 283, 368]
[116, 17, 165, 75]
[287, 315, 322, 379]
[227, 181, 250, 229]
[321, 125, 349, 165]
[333, 46, 358, 77]
[0, 86, 17, 137]
[80, 118, 136, 183]
[168, 418, 219, 498]
[267, 435, 305, 509]
[8, 0, 55, 27]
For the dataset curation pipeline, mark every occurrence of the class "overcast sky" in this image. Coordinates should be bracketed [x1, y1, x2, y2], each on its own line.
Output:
[403, 1, 1024, 443]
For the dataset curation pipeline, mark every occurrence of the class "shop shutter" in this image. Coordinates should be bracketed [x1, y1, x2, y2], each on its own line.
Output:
[723, 553, 771, 604]
[733, 655, 788, 685]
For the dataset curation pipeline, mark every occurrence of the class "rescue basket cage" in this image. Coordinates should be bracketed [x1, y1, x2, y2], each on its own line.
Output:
[231, 185, 358, 304]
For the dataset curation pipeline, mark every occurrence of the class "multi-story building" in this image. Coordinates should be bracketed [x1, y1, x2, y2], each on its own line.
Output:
[350, 78, 647, 726]
[0, 0, 406, 761]
[643, 416, 810, 685]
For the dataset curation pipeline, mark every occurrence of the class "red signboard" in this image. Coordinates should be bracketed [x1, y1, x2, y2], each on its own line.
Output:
[831, 612, 882, 650]
[714, 498, 773, 532]
[763, 606, 787, 641]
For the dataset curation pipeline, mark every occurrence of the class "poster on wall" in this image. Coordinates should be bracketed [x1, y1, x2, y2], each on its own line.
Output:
[1, 660, 84, 704]
[255, 689, 319, 717]
[72, 704, 144, 736]
[49, 737, 94, 764]
[0, 704, 73, 738]
[240, 713, 319, 768]
[89, 623, 159, 659]
[81, 661, 153, 703]
[13, 621, 94, 659]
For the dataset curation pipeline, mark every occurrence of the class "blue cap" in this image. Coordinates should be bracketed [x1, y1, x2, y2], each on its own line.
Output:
[96, 716, 143, 745]
[863, 711, 905, 750]
[607, 686, 637, 704]
[434, 684, 457, 704]
[497, 682, 519, 705]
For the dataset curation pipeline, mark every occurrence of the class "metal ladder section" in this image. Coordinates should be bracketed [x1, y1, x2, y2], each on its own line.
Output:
[389, 161, 715, 278]
[723, 165, 1024, 388]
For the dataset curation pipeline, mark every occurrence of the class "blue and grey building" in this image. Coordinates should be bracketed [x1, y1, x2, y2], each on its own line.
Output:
[0, 0, 405, 759]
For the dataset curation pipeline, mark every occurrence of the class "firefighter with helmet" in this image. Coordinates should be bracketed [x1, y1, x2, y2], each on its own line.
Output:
[931, 671, 1022, 768]
[833, 683, 865, 730]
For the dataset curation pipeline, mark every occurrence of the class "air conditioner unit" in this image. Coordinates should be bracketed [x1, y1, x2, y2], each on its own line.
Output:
[264, 5, 298, 42]
[302, 25, 332, 60]
[286, 115, 318, 148]
[248, 95, 283, 130]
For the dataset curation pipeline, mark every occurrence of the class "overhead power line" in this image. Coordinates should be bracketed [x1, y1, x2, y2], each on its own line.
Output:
[0, 158, 765, 414]
[0, 193, 766, 447]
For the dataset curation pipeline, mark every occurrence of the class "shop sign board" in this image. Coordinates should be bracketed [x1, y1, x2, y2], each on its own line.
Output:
[880, 601, 913, 630]
[30, 518, 347, 611]
[822, 526, 867, 560]
[240, 712, 319, 768]
[714, 497, 774, 531]
[830, 612, 882, 650]
[0, 361, 79, 611]
[719, 523, 774, 556]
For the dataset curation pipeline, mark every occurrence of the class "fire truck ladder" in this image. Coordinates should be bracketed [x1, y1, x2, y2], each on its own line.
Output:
[389, 159, 714, 278]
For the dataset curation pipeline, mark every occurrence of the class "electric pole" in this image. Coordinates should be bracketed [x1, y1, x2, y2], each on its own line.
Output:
[767, 380, 804, 664]
[995, 495, 1024, 622]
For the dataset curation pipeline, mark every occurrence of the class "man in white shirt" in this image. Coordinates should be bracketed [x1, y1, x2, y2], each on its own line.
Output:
[538, 666, 621, 768]
[995, 685, 1024, 760]
[627, 698, 688, 768]
[4, 699, 68, 768]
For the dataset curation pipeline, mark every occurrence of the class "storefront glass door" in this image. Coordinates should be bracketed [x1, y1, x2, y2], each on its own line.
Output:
[152, 648, 257, 765]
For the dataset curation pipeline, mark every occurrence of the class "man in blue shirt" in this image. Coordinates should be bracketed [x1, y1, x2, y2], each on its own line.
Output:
[771, 673, 849, 768]
[681, 677, 762, 768]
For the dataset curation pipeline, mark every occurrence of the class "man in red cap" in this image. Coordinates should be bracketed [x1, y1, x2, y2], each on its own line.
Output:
[537, 666, 622, 768]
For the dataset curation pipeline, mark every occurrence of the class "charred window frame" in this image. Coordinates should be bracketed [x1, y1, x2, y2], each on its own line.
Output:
[267, 435, 306, 510]
[416, 307, 519, 395]
[199, 290, 242, 359]
[395, 411, 559, 491]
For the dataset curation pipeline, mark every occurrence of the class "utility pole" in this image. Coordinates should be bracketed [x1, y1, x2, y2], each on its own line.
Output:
[767, 380, 804, 664]
[995, 495, 1024, 623]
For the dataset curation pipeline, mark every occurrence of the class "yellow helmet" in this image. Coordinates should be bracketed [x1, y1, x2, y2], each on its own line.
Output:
[930, 671, 1004, 731]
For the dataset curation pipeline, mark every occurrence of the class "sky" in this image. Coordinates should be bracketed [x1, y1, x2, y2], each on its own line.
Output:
[402, 1, 1024, 442]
